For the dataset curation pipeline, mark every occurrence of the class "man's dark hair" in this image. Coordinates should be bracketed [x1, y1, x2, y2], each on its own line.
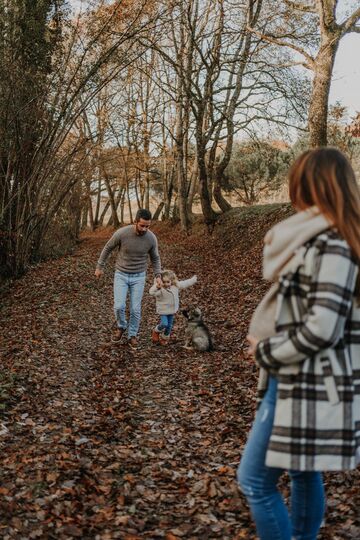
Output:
[135, 208, 152, 221]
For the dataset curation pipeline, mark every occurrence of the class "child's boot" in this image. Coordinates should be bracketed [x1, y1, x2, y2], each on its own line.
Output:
[151, 327, 160, 343]
[159, 333, 170, 346]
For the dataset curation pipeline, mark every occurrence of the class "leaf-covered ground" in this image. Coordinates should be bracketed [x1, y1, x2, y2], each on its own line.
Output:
[0, 206, 359, 540]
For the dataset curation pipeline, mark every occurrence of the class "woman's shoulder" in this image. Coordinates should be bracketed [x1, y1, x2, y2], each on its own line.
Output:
[307, 229, 354, 261]
[308, 228, 351, 249]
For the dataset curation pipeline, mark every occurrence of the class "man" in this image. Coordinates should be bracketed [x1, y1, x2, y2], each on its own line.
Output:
[95, 208, 162, 349]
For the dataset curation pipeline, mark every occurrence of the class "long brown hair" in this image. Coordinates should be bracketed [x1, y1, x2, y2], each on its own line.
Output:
[288, 147, 360, 295]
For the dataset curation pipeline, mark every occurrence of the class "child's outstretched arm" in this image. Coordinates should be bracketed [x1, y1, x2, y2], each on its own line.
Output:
[177, 275, 197, 289]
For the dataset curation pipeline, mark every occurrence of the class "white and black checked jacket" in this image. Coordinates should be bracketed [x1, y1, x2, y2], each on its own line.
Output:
[256, 229, 360, 471]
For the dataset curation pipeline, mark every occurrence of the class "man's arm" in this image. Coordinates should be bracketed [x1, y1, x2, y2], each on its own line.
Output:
[149, 235, 162, 277]
[95, 229, 122, 277]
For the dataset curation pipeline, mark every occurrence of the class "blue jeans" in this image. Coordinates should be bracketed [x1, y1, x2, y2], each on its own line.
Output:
[157, 314, 175, 336]
[114, 271, 146, 338]
[237, 376, 325, 540]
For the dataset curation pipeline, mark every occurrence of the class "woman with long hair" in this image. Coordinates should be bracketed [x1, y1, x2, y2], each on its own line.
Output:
[237, 147, 360, 540]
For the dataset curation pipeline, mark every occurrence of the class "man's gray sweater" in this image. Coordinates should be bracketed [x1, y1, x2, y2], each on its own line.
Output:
[96, 225, 161, 276]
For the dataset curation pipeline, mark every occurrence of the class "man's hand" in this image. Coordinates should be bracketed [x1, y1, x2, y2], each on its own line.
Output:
[155, 276, 163, 288]
[95, 268, 104, 278]
[246, 334, 259, 358]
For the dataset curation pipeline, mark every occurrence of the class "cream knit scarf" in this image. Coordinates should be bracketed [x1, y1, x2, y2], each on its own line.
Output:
[249, 207, 331, 340]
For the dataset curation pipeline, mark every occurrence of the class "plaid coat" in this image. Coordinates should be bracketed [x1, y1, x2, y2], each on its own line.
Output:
[256, 229, 360, 471]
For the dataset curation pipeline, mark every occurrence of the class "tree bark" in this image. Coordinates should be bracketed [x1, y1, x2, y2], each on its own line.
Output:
[308, 35, 339, 147]
[163, 164, 174, 220]
[153, 201, 165, 220]
[186, 158, 198, 216]
[99, 200, 111, 226]
[102, 170, 120, 228]
[213, 182, 231, 212]
[88, 196, 95, 231]
[197, 149, 217, 225]
[93, 176, 102, 226]
[126, 179, 133, 223]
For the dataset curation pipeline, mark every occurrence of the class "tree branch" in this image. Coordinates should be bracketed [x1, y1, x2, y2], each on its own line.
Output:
[246, 26, 315, 69]
[283, 0, 317, 13]
[340, 7, 360, 36]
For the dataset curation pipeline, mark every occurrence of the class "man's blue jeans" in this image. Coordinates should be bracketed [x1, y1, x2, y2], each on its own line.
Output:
[237, 376, 325, 540]
[114, 271, 146, 338]
[157, 314, 175, 336]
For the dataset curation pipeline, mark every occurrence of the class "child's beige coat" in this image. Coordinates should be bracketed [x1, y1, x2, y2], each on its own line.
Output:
[149, 276, 197, 315]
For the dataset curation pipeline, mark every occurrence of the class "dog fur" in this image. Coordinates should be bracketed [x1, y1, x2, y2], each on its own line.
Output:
[182, 307, 214, 352]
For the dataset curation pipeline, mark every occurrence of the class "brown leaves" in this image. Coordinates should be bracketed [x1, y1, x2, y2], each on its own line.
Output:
[0, 214, 358, 539]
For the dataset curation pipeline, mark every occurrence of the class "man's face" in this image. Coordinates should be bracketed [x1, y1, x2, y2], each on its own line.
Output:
[135, 218, 151, 236]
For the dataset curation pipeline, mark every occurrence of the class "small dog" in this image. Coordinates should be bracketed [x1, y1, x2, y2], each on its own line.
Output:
[182, 307, 214, 352]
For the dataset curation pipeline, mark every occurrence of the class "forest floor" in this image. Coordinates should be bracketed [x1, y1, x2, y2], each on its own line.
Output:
[0, 205, 359, 540]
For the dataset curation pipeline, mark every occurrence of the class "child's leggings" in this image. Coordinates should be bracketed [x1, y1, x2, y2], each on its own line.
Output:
[157, 314, 175, 336]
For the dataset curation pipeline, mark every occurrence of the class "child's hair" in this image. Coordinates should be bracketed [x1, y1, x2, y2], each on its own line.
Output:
[161, 269, 178, 286]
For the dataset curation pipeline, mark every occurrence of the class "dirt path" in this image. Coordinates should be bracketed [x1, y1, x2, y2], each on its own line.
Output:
[0, 220, 358, 540]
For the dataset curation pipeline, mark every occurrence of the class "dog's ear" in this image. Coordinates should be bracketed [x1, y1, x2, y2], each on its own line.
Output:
[194, 307, 202, 317]
[182, 309, 189, 319]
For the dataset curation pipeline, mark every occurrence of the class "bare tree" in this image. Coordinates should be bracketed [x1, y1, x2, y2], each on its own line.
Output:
[248, 0, 360, 147]
[0, 0, 160, 276]
[147, 0, 307, 229]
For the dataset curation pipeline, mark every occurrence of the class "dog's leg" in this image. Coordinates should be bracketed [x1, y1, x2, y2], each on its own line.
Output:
[182, 336, 193, 350]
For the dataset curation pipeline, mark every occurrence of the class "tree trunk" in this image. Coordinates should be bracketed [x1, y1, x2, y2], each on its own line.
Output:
[308, 37, 339, 148]
[99, 200, 111, 226]
[126, 179, 133, 223]
[81, 205, 88, 229]
[93, 176, 102, 226]
[213, 181, 231, 212]
[186, 158, 198, 216]
[171, 196, 180, 223]
[198, 171, 217, 225]
[120, 189, 126, 223]
[153, 201, 165, 220]
[196, 139, 217, 226]
[69, 182, 82, 239]
[134, 173, 142, 209]
[102, 171, 120, 228]
[175, 97, 191, 232]
[163, 165, 174, 220]
[144, 177, 150, 211]
[99, 187, 124, 226]
[176, 151, 191, 231]
[88, 196, 95, 231]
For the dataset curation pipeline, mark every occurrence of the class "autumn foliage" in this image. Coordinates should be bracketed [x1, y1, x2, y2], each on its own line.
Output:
[0, 206, 358, 539]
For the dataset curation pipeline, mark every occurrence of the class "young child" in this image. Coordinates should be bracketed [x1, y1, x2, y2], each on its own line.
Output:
[149, 269, 197, 345]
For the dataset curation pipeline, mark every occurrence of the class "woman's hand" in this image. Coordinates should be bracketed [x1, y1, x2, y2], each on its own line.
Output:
[246, 334, 259, 358]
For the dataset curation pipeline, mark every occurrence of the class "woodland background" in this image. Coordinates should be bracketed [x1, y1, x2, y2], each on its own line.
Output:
[1, 0, 360, 279]
[0, 2, 360, 539]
